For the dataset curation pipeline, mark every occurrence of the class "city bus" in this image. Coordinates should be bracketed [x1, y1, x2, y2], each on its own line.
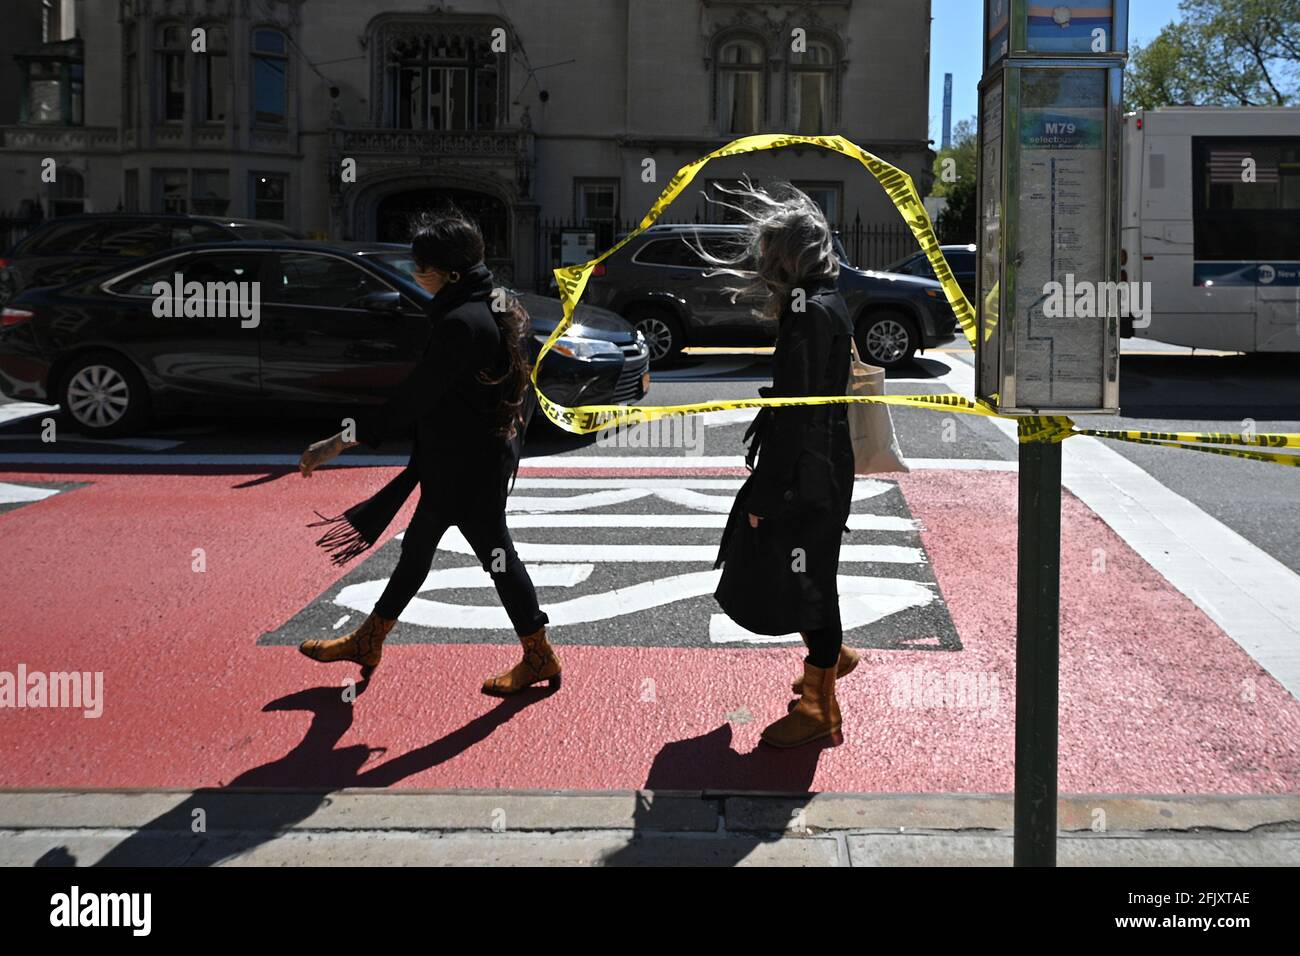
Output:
[1121, 106, 1300, 352]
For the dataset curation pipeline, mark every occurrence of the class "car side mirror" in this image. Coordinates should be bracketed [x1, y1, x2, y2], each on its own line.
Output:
[354, 290, 403, 313]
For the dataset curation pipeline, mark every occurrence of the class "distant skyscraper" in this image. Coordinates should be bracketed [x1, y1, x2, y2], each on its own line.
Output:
[942, 73, 953, 149]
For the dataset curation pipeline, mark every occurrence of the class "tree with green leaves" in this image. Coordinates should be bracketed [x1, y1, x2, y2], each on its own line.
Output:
[1126, 0, 1300, 109]
[930, 117, 977, 243]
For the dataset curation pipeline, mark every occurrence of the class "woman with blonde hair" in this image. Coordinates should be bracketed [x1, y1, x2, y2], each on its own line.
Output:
[707, 181, 859, 748]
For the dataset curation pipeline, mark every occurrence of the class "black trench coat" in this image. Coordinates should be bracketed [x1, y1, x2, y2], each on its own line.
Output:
[311, 262, 526, 565]
[714, 277, 855, 635]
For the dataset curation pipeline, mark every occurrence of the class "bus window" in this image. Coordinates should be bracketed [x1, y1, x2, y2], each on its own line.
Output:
[1192, 136, 1300, 261]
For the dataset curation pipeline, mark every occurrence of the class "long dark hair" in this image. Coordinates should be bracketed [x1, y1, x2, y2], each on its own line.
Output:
[410, 209, 531, 441]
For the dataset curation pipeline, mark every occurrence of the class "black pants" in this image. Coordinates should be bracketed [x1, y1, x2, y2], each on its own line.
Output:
[373, 490, 548, 637]
[804, 620, 843, 670]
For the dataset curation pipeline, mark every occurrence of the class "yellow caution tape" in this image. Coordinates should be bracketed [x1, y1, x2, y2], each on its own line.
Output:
[1077, 428, 1300, 450]
[1018, 417, 1077, 445]
[1086, 434, 1300, 468]
[528, 133, 1300, 468]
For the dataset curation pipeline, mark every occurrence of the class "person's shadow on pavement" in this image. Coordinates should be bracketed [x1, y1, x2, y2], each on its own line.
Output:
[34, 678, 552, 867]
[600, 722, 828, 866]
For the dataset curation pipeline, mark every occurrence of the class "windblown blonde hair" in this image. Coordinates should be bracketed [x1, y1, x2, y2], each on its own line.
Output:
[686, 178, 839, 319]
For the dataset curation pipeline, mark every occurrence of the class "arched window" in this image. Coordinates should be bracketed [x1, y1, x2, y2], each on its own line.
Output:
[198, 25, 228, 123]
[155, 22, 185, 122]
[790, 40, 836, 134]
[716, 38, 764, 135]
[382, 29, 502, 131]
[252, 28, 288, 125]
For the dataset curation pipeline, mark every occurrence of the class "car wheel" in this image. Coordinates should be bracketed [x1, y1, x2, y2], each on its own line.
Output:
[628, 307, 683, 366]
[857, 311, 918, 369]
[60, 352, 151, 437]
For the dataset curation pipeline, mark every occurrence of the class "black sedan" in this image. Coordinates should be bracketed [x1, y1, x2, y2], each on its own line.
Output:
[0, 213, 304, 307]
[0, 241, 650, 436]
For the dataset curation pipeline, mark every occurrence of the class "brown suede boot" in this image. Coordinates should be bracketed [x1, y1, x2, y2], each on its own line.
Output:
[762, 661, 842, 748]
[298, 613, 396, 673]
[792, 644, 860, 694]
[481, 627, 561, 695]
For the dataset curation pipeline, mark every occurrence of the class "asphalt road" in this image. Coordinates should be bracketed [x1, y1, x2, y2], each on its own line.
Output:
[2, 339, 1297, 575]
[628, 343, 1300, 574]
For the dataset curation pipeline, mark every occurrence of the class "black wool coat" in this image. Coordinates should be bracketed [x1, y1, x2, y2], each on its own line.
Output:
[310, 262, 526, 565]
[713, 278, 855, 635]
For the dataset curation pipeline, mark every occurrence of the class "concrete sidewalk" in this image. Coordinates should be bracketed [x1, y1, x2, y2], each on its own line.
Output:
[1, 790, 1297, 866]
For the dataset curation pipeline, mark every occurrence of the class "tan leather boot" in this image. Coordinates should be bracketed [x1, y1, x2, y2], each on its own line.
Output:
[298, 613, 395, 672]
[792, 644, 860, 694]
[762, 661, 842, 748]
[481, 627, 561, 695]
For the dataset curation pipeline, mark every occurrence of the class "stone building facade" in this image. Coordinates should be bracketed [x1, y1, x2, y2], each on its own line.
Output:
[0, 0, 935, 287]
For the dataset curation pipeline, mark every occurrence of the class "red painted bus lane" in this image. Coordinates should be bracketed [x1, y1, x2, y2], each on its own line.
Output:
[0, 465, 1296, 795]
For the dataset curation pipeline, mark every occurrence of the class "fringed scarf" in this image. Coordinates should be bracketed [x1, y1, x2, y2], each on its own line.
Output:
[307, 261, 530, 567]
[307, 461, 420, 567]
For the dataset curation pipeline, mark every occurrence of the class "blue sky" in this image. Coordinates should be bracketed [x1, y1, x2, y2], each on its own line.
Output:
[928, 0, 1186, 144]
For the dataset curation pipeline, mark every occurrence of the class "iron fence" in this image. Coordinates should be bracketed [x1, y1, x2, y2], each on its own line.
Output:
[0, 207, 44, 254]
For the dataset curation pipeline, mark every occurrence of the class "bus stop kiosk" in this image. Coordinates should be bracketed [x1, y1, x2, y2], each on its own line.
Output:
[976, 0, 1128, 866]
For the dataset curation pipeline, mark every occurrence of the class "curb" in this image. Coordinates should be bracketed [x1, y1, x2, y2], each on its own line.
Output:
[1, 789, 1297, 834]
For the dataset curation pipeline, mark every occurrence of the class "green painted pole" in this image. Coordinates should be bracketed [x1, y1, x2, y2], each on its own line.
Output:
[1014, 436, 1062, 866]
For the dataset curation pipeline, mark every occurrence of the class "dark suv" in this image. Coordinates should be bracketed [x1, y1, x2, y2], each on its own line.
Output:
[886, 243, 978, 305]
[0, 214, 303, 307]
[582, 223, 957, 368]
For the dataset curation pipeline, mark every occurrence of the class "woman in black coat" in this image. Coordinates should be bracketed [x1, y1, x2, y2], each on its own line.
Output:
[295, 211, 559, 696]
[710, 183, 859, 748]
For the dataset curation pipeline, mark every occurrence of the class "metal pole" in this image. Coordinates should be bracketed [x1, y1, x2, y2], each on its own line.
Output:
[1014, 437, 1062, 866]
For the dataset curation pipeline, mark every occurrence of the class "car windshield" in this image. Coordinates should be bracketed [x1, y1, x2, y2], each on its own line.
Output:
[902, 255, 935, 279]
[832, 233, 853, 267]
[368, 252, 422, 283]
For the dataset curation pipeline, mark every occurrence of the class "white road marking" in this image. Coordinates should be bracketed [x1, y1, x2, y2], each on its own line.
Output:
[407, 563, 595, 590]
[708, 577, 937, 643]
[649, 487, 742, 512]
[906, 458, 1017, 471]
[943, 353, 1300, 700]
[0, 481, 60, 504]
[507, 489, 650, 513]
[520, 478, 741, 489]
[503, 513, 918, 531]
[361, 471, 934, 638]
[503, 481, 896, 516]
[529, 455, 742, 468]
[334, 565, 931, 633]
[699, 408, 760, 427]
[434, 528, 924, 564]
